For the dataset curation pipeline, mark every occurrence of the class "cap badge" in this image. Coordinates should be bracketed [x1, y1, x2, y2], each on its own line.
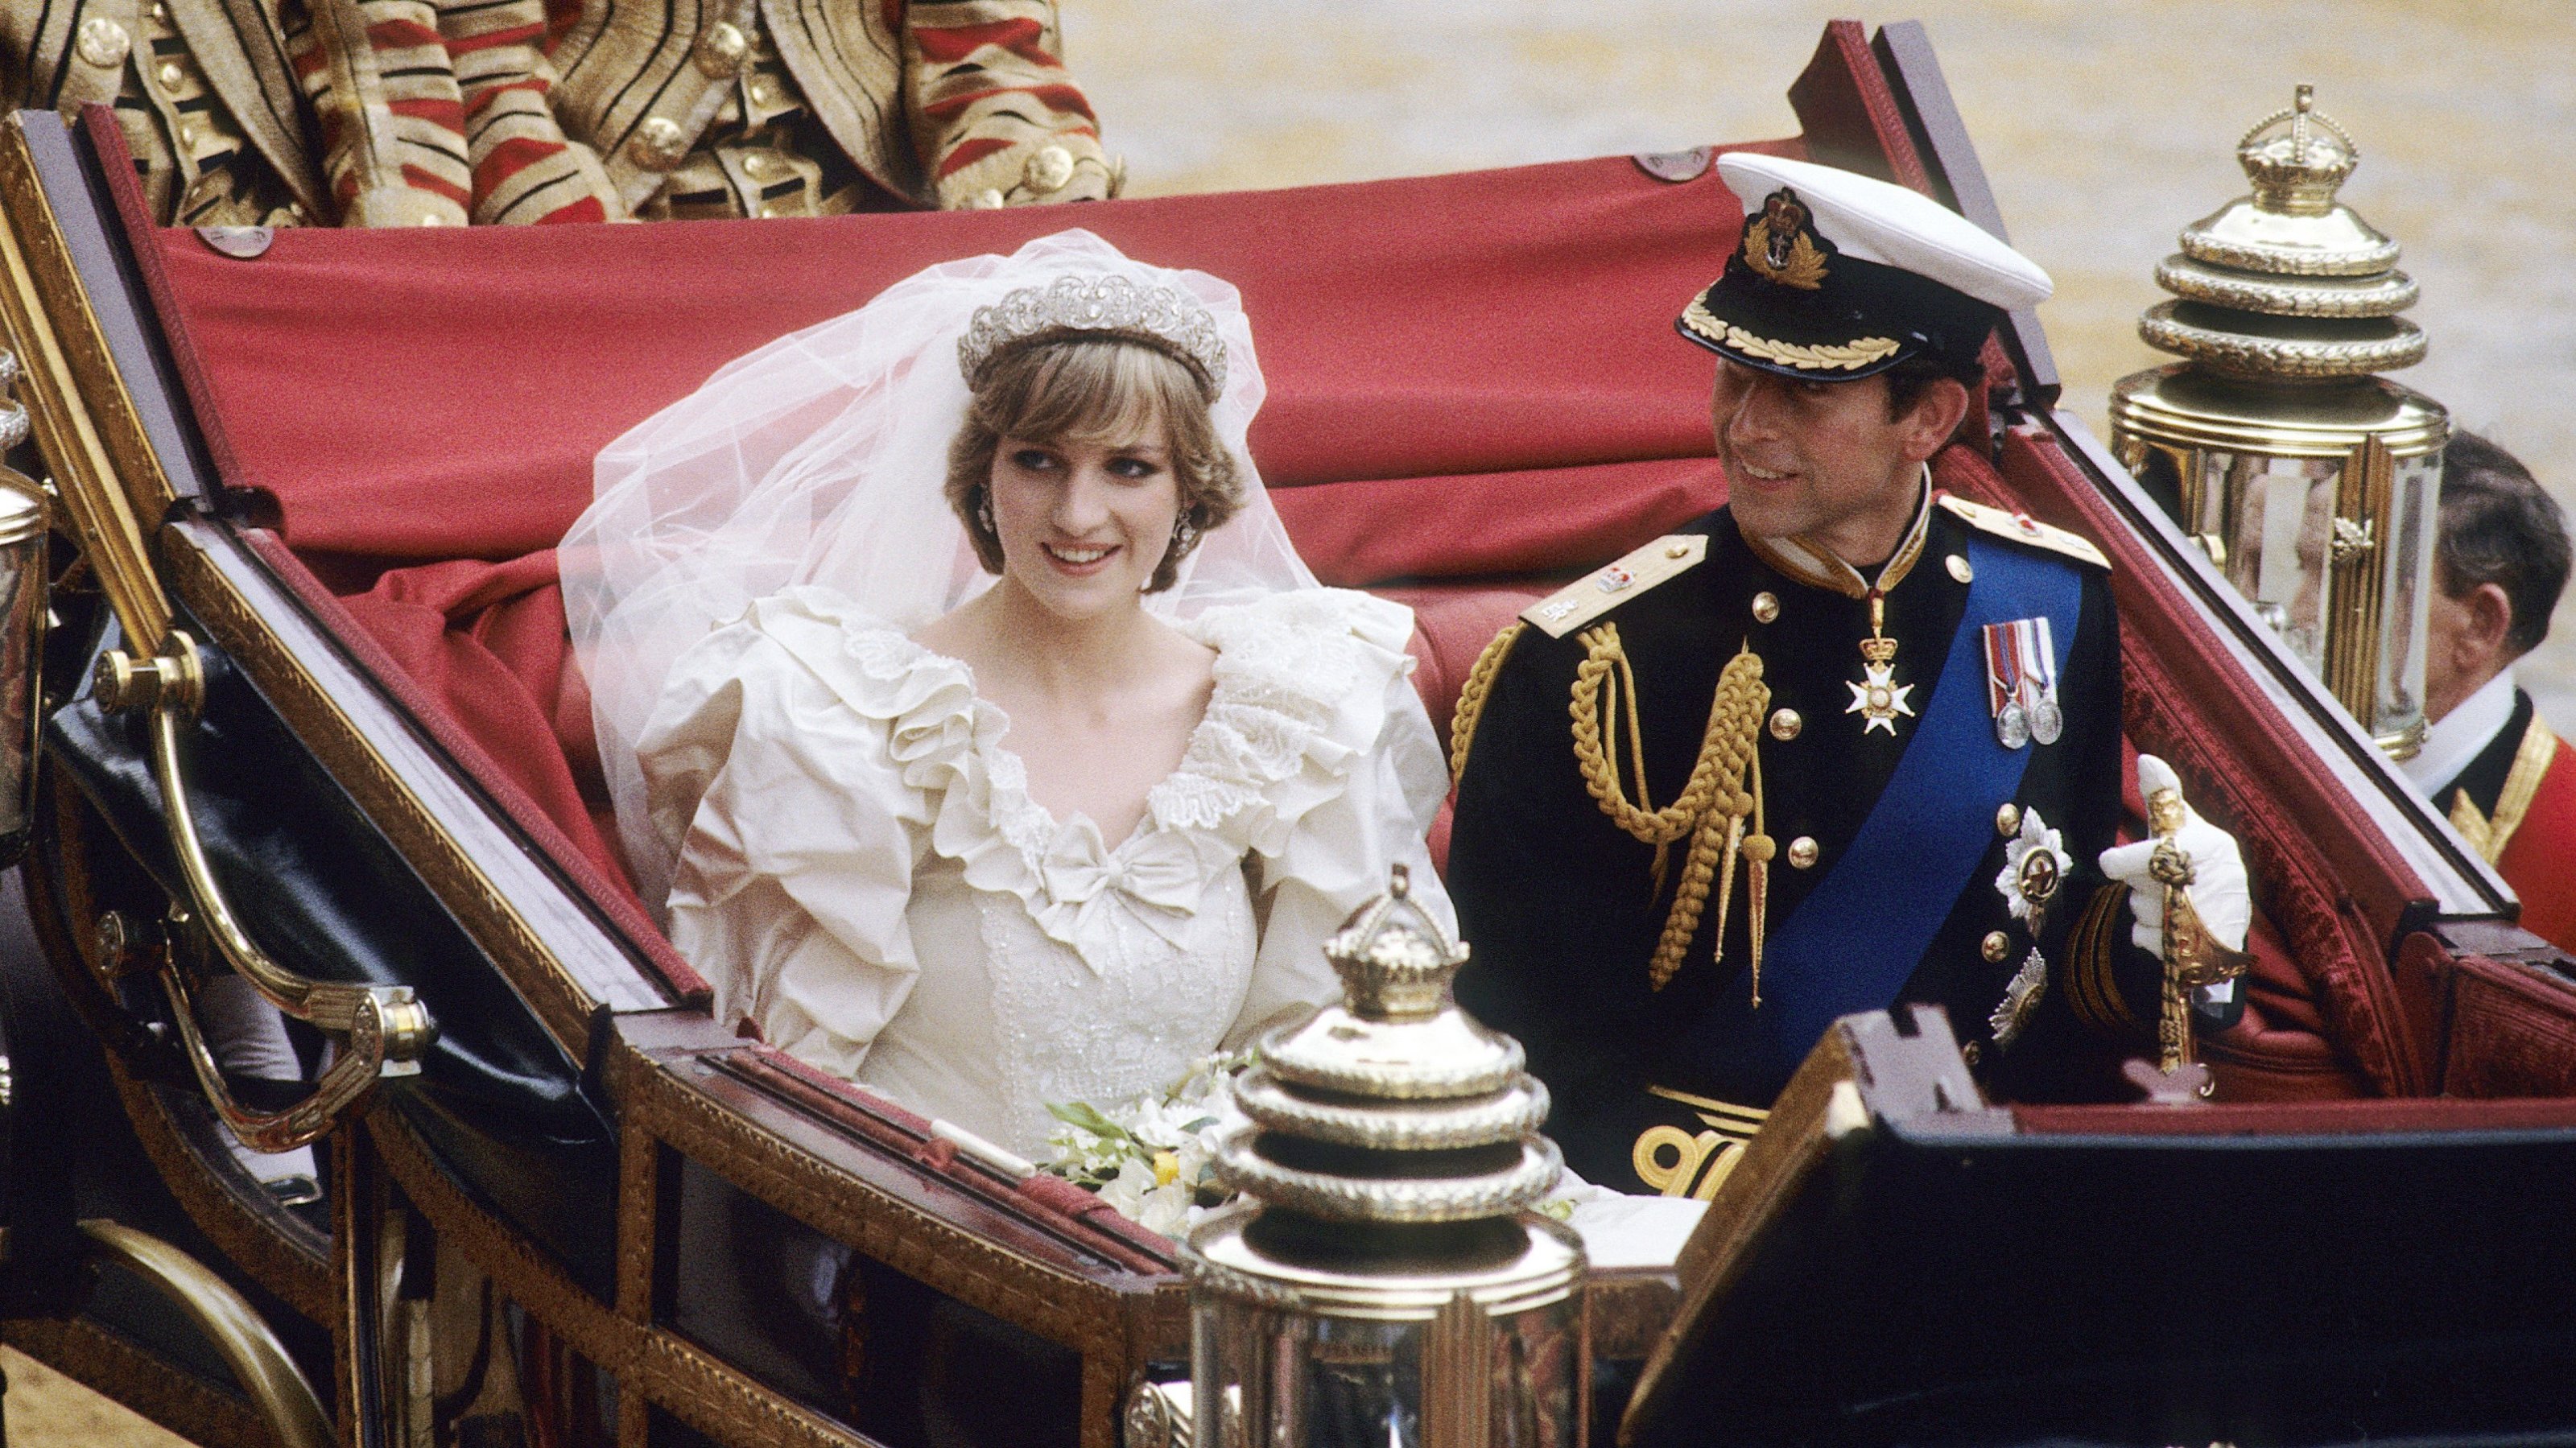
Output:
[1741, 188, 1830, 291]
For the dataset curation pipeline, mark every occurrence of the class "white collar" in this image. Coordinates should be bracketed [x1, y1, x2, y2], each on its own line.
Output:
[2403, 665, 2520, 795]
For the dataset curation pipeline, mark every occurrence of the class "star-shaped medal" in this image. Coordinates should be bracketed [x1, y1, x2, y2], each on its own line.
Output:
[1845, 636, 1915, 735]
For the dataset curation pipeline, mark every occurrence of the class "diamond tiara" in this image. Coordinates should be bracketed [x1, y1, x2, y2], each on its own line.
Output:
[957, 274, 1228, 398]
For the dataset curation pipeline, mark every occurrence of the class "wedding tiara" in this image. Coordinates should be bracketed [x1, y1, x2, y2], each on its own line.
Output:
[957, 273, 1228, 398]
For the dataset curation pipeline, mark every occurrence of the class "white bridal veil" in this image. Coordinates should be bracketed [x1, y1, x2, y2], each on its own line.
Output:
[562, 229, 1323, 906]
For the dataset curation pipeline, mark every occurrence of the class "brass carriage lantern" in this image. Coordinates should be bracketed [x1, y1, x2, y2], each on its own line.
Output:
[1179, 866, 1584, 1447]
[2108, 86, 2448, 757]
[0, 348, 48, 864]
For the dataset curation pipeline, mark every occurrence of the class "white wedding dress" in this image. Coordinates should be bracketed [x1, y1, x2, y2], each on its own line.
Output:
[637, 583, 1455, 1158]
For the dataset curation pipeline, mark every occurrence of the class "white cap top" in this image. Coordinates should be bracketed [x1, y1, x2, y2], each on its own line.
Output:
[1715, 152, 2052, 311]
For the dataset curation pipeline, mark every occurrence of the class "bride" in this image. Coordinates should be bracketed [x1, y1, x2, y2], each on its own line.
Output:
[562, 230, 1455, 1161]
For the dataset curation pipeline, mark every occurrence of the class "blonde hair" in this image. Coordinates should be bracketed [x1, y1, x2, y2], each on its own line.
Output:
[947, 337, 1245, 592]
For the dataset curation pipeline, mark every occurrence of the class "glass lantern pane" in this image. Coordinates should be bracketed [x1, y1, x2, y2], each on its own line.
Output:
[2374, 449, 2442, 741]
[2211, 451, 2343, 674]
[1192, 1294, 1579, 1448]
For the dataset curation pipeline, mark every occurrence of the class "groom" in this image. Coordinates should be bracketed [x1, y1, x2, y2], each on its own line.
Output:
[1448, 154, 2252, 1196]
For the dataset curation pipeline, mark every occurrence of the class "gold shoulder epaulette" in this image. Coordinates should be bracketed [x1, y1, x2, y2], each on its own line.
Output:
[1936, 494, 2110, 571]
[1520, 534, 1708, 639]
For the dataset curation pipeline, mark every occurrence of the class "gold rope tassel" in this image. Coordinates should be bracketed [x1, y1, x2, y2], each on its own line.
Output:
[1571, 630, 1769, 991]
[1449, 621, 1525, 784]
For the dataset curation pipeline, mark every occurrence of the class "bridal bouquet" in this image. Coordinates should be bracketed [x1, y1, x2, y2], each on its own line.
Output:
[1042, 1054, 1248, 1237]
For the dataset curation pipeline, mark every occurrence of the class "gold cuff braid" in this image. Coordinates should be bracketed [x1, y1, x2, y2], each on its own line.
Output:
[1570, 626, 1770, 993]
[2064, 882, 2145, 1041]
[1449, 621, 1525, 784]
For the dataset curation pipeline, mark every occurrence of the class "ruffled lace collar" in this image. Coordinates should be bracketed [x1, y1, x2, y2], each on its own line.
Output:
[759, 587, 1412, 965]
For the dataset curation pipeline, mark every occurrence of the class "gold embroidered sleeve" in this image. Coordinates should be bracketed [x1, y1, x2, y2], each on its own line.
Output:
[287, 0, 473, 225]
[904, 0, 1114, 209]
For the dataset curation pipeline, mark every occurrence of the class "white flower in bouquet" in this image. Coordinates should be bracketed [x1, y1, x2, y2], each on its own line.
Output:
[1043, 1052, 1249, 1236]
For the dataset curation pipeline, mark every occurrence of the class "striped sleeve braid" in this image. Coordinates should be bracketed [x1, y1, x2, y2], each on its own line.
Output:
[436, 0, 621, 223]
[2063, 882, 2148, 1043]
[287, 0, 472, 225]
[903, 0, 1113, 209]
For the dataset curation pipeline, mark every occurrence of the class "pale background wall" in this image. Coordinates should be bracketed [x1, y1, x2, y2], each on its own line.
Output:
[16, 2, 2573, 1440]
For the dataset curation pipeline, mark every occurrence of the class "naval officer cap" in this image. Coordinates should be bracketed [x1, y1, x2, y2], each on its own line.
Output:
[1679, 152, 2053, 382]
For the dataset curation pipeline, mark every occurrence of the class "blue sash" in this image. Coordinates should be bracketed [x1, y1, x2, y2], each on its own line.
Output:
[1740, 532, 2084, 1077]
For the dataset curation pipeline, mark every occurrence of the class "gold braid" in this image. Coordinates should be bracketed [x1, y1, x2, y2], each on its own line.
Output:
[1449, 621, 1525, 784]
[1571, 627, 1770, 991]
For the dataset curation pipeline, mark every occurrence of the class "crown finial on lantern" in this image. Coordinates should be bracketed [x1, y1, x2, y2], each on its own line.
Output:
[2134, 86, 2421, 379]
[2235, 84, 2359, 217]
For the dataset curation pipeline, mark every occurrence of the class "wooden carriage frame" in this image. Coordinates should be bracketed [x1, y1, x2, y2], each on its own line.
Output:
[0, 18, 2570, 1448]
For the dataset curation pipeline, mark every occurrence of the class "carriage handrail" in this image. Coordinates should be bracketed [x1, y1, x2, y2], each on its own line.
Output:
[93, 628, 436, 1149]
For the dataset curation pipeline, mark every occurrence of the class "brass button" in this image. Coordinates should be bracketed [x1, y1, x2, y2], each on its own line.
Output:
[629, 116, 687, 169]
[1961, 1039, 1984, 1068]
[1665, 542, 1690, 559]
[693, 20, 749, 77]
[748, 78, 778, 107]
[77, 17, 130, 68]
[151, 1, 168, 18]
[1996, 802, 2021, 839]
[1946, 552, 1974, 584]
[177, 123, 199, 147]
[971, 188, 1007, 209]
[1022, 142, 1075, 196]
[156, 60, 185, 89]
[1981, 930, 2011, 963]
[757, 201, 786, 219]
[1786, 836, 1819, 870]
[1768, 707, 1802, 741]
[1751, 591, 1779, 624]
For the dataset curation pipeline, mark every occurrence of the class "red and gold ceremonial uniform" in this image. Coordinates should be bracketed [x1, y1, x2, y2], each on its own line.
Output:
[6, 0, 328, 225]
[284, 0, 1109, 225]
[2444, 690, 2576, 954]
[13, 0, 1107, 227]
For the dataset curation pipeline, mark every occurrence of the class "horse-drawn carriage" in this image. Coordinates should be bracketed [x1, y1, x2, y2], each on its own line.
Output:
[0, 19, 2571, 1448]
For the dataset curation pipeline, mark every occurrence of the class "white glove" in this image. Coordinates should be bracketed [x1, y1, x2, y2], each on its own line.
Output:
[2097, 755, 2250, 1005]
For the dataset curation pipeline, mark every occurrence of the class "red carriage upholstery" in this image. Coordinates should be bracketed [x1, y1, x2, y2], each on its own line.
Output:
[135, 138, 2403, 1102]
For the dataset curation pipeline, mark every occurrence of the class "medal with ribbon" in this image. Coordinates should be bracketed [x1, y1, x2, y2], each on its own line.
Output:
[1981, 616, 2062, 749]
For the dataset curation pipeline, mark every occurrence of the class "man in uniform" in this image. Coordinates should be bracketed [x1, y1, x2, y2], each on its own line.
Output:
[2402, 430, 2576, 951]
[1448, 154, 2252, 1197]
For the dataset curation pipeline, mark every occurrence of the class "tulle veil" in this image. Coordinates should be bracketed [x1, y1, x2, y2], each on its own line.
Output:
[561, 229, 1335, 908]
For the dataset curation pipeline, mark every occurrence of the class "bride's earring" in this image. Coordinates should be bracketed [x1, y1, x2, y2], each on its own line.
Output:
[1171, 514, 1198, 555]
[976, 488, 997, 537]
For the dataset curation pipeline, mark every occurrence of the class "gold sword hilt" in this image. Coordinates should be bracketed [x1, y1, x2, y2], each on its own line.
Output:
[2144, 781, 2252, 1078]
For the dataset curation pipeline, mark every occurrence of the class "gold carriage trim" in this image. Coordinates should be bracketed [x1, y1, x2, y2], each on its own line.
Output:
[1680, 298, 1902, 372]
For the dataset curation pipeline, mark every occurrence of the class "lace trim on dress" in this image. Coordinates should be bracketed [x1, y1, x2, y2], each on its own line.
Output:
[749, 585, 1417, 971]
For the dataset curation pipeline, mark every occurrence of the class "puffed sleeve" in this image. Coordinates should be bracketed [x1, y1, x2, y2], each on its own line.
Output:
[1194, 591, 1457, 1046]
[638, 592, 960, 1078]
